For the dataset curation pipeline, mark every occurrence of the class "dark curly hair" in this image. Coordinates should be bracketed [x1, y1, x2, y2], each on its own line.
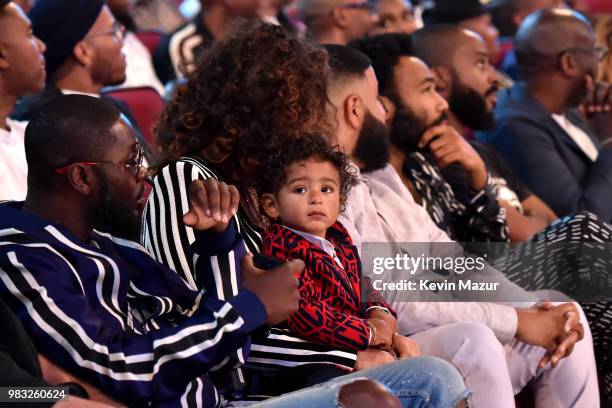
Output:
[256, 134, 356, 215]
[155, 21, 334, 188]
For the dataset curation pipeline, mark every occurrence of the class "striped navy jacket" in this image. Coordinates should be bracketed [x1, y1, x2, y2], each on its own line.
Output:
[0, 201, 267, 407]
[142, 157, 358, 381]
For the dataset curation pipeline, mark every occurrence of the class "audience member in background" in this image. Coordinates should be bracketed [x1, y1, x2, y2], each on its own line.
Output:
[0, 0, 45, 201]
[369, 0, 418, 35]
[298, 0, 378, 44]
[357, 29, 510, 244]
[132, 0, 185, 33]
[490, 0, 568, 79]
[323, 43, 599, 408]
[479, 9, 612, 222]
[12, 0, 126, 117]
[422, 0, 501, 66]
[260, 0, 301, 33]
[153, 0, 263, 83]
[594, 14, 612, 82]
[11, 0, 155, 164]
[106, 0, 165, 96]
[410, 25, 558, 242]
[490, 0, 566, 39]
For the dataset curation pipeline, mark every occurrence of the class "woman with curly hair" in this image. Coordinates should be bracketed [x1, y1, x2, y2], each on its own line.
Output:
[141, 22, 470, 407]
[142, 20, 347, 398]
[147, 21, 333, 288]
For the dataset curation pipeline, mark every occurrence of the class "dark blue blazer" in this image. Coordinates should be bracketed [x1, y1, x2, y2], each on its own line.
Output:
[478, 83, 612, 222]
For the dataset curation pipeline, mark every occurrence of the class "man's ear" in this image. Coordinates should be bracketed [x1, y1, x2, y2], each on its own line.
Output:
[379, 95, 396, 123]
[343, 94, 365, 130]
[261, 193, 281, 220]
[66, 165, 96, 196]
[331, 7, 349, 28]
[431, 66, 451, 97]
[559, 52, 580, 78]
[73, 41, 94, 70]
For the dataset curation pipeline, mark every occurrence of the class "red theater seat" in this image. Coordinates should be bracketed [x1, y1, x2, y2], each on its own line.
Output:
[135, 30, 164, 56]
[103, 87, 164, 148]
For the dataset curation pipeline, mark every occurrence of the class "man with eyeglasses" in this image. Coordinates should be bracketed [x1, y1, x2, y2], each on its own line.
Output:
[299, 0, 378, 45]
[479, 8, 612, 224]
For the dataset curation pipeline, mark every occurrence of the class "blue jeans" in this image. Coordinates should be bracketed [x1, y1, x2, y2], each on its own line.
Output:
[249, 356, 469, 408]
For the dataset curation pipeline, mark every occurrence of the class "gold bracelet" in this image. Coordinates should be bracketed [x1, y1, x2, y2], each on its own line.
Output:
[366, 320, 377, 345]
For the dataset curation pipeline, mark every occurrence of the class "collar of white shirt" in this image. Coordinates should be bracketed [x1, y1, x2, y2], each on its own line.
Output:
[283, 225, 344, 268]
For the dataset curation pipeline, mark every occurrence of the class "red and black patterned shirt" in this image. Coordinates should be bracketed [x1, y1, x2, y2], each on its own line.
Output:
[263, 222, 394, 352]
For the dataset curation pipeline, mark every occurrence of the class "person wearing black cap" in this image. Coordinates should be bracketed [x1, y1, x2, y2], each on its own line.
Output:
[422, 0, 501, 65]
[10, 0, 157, 167]
[10, 0, 127, 121]
[0, 0, 45, 202]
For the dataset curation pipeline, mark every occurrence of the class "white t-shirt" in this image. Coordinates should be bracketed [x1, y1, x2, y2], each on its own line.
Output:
[0, 119, 28, 201]
[552, 113, 599, 162]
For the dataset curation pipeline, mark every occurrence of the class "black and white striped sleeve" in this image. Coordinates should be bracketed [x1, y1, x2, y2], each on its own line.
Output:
[142, 159, 245, 299]
[0, 246, 266, 406]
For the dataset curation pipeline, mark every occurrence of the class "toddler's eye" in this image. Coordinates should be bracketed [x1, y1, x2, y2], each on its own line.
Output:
[322, 186, 334, 193]
[293, 187, 307, 194]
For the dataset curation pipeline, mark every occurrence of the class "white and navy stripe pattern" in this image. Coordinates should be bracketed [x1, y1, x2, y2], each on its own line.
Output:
[142, 157, 358, 375]
[0, 202, 266, 407]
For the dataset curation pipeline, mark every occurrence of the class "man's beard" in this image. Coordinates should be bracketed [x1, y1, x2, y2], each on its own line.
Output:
[568, 75, 591, 108]
[93, 173, 142, 240]
[353, 110, 391, 172]
[390, 97, 447, 153]
[448, 72, 497, 131]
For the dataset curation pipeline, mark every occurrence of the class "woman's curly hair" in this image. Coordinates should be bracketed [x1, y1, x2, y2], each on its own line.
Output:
[155, 21, 334, 188]
[255, 133, 356, 216]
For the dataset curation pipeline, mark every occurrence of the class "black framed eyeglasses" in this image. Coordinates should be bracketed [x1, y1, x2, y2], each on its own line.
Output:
[55, 143, 145, 178]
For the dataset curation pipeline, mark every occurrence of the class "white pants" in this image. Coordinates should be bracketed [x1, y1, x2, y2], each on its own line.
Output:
[408, 305, 599, 408]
